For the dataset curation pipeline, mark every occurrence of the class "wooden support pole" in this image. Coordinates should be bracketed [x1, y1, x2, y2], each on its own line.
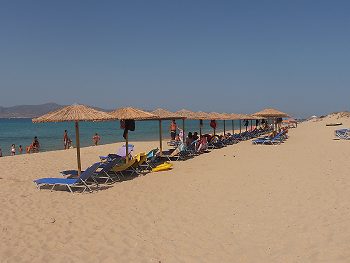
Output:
[182, 118, 185, 142]
[125, 131, 129, 163]
[75, 121, 82, 176]
[159, 119, 162, 156]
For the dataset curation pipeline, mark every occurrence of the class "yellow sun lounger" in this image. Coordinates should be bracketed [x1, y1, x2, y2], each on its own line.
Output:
[112, 152, 147, 177]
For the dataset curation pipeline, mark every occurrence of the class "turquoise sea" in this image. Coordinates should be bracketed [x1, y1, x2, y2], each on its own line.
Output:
[0, 118, 246, 156]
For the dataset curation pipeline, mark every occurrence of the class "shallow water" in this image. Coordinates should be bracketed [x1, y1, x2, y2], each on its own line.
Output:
[0, 118, 247, 156]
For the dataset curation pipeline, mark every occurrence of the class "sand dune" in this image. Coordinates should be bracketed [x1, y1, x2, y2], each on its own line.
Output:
[1, 115, 350, 262]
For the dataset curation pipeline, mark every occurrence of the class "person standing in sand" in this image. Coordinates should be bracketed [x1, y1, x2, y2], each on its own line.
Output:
[19, 145, 23, 154]
[170, 120, 177, 140]
[0, 148, 2, 157]
[63, 130, 69, 149]
[92, 133, 101, 146]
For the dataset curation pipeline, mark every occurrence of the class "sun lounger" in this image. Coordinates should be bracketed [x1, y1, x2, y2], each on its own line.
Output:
[252, 131, 285, 145]
[92, 157, 124, 184]
[112, 158, 139, 178]
[99, 144, 135, 161]
[142, 148, 159, 170]
[335, 129, 350, 140]
[33, 162, 101, 194]
[162, 143, 192, 161]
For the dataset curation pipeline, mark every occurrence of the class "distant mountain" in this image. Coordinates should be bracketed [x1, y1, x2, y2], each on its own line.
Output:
[0, 103, 110, 118]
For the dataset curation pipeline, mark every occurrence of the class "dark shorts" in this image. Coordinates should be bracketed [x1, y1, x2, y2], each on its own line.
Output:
[171, 131, 176, 140]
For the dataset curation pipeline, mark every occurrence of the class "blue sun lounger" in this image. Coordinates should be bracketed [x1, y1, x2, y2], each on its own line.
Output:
[33, 162, 101, 194]
[252, 131, 285, 145]
[92, 157, 124, 184]
[335, 129, 350, 140]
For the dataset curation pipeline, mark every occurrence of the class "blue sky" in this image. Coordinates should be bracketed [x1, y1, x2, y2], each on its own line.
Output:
[0, 1, 349, 117]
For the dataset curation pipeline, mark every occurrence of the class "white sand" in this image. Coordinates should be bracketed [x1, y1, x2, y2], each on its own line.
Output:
[1, 114, 350, 262]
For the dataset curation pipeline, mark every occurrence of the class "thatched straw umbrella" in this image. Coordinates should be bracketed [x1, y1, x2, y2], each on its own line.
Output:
[238, 114, 255, 132]
[253, 108, 290, 130]
[229, 113, 241, 134]
[236, 114, 249, 133]
[208, 112, 225, 136]
[253, 108, 290, 118]
[193, 111, 211, 136]
[150, 108, 184, 156]
[220, 113, 234, 135]
[175, 109, 198, 141]
[32, 104, 115, 175]
[109, 107, 158, 161]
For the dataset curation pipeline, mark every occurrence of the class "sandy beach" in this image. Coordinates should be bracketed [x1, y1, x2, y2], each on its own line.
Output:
[1, 114, 350, 262]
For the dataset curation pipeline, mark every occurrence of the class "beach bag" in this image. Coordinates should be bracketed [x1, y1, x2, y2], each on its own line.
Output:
[210, 120, 217, 129]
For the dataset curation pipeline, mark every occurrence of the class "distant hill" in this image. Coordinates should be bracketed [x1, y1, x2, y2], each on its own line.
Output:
[0, 103, 110, 118]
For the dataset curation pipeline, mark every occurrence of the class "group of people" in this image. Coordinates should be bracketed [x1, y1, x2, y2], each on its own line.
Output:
[0, 136, 41, 157]
[169, 120, 209, 153]
[0, 130, 101, 157]
[63, 130, 101, 150]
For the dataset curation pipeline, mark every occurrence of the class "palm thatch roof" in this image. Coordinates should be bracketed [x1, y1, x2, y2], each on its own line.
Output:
[192, 111, 212, 120]
[220, 112, 236, 120]
[208, 112, 226, 120]
[253, 108, 290, 118]
[110, 107, 158, 120]
[237, 114, 256, 120]
[151, 108, 184, 120]
[250, 114, 265, 120]
[229, 113, 241, 120]
[175, 109, 198, 119]
[32, 104, 115, 123]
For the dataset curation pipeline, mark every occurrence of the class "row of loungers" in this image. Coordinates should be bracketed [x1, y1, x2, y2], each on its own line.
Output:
[252, 129, 289, 145]
[162, 128, 274, 161]
[33, 128, 275, 193]
[33, 148, 160, 194]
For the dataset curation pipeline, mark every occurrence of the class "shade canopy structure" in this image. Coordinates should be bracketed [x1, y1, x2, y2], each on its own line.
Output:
[220, 113, 233, 135]
[208, 112, 225, 120]
[185, 111, 209, 120]
[33, 104, 114, 123]
[207, 112, 225, 135]
[175, 109, 198, 119]
[110, 107, 158, 161]
[150, 108, 184, 156]
[151, 108, 184, 120]
[32, 104, 115, 175]
[229, 113, 241, 120]
[110, 107, 157, 120]
[175, 109, 199, 141]
[228, 113, 241, 134]
[253, 108, 290, 118]
[237, 114, 256, 120]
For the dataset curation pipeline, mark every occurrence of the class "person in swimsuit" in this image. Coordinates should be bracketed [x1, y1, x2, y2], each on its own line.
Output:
[63, 130, 69, 149]
[32, 137, 40, 152]
[170, 120, 177, 140]
[19, 145, 23, 154]
[92, 133, 101, 146]
[11, 144, 16, 156]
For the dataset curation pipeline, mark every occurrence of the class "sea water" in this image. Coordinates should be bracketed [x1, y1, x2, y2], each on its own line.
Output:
[0, 118, 245, 156]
